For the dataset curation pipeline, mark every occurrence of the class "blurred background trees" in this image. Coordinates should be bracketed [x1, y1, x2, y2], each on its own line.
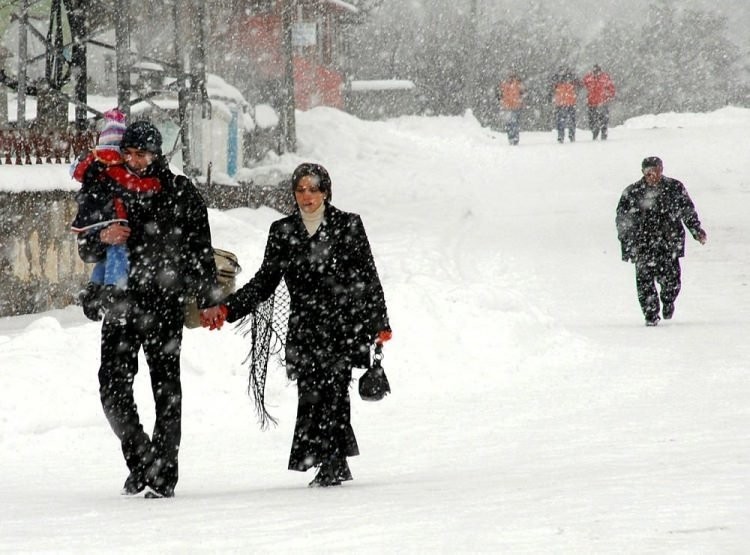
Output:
[346, 0, 749, 128]
[1, 0, 747, 132]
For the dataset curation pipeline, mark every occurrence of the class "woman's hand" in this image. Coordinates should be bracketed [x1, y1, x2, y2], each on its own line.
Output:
[375, 330, 392, 345]
[200, 305, 228, 330]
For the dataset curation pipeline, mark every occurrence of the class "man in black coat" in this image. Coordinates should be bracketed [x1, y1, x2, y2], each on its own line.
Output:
[616, 156, 707, 326]
[72, 121, 220, 497]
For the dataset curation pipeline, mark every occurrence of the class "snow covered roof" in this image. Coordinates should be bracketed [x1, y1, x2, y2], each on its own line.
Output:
[254, 104, 279, 129]
[350, 79, 416, 92]
[323, 0, 359, 13]
[132, 61, 165, 72]
[129, 73, 248, 114]
[205, 74, 248, 107]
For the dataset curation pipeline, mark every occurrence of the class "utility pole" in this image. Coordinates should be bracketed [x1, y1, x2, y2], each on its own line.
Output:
[464, 0, 479, 112]
[279, 0, 297, 153]
[68, 0, 88, 131]
[193, 0, 210, 119]
[173, 0, 192, 174]
[0, 47, 9, 124]
[16, 0, 29, 127]
[114, 0, 131, 118]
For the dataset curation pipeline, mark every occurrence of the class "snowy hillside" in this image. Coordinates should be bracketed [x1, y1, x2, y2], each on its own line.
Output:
[1, 106, 749, 552]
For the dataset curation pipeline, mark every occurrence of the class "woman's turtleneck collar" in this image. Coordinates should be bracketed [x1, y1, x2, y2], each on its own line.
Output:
[300, 202, 325, 236]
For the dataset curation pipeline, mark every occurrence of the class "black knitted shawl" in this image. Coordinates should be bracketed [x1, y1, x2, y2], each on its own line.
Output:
[235, 282, 290, 429]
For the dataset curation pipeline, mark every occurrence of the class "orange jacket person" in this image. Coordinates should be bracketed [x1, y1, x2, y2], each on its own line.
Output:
[497, 73, 525, 145]
[550, 68, 580, 143]
[582, 64, 616, 140]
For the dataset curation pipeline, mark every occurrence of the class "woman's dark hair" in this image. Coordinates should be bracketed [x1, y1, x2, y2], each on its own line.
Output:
[291, 162, 332, 201]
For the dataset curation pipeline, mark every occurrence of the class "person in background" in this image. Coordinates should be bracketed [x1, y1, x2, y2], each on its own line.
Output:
[497, 72, 525, 145]
[616, 157, 707, 326]
[72, 121, 220, 498]
[582, 64, 616, 140]
[201, 162, 391, 488]
[551, 67, 580, 143]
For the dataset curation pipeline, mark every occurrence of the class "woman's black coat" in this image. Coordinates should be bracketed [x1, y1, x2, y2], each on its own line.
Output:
[224, 204, 390, 369]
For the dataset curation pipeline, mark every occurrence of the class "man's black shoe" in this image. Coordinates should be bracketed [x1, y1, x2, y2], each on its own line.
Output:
[121, 471, 146, 496]
[143, 457, 175, 498]
[645, 316, 660, 327]
[662, 302, 675, 320]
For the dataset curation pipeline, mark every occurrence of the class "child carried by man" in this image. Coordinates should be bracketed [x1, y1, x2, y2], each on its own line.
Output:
[70, 108, 161, 320]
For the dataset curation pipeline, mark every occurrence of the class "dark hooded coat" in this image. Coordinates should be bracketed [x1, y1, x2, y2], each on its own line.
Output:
[616, 175, 703, 263]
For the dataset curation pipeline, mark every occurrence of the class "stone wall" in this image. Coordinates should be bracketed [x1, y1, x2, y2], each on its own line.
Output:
[0, 180, 292, 317]
[0, 190, 86, 316]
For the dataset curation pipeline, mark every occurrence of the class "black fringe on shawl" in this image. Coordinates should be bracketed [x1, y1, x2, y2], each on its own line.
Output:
[234, 283, 290, 430]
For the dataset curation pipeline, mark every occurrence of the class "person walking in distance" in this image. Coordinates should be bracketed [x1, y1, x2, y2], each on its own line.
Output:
[582, 64, 616, 140]
[497, 72, 525, 145]
[551, 67, 580, 143]
[616, 157, 707, 326]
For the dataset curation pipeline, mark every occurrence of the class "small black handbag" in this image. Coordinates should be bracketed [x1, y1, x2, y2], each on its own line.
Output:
[359, 344, 391, 401]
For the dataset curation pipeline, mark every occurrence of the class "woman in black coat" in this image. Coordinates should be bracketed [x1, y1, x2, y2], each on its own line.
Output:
[202, 163, 391, 487]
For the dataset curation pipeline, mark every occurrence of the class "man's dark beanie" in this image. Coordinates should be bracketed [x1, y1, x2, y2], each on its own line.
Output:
[120, 121, 163, 155]
[642, 156, 663, 170]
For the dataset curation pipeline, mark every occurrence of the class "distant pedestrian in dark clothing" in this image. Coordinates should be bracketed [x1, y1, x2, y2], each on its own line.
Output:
[582, 64, 616, 140]
[72, 121, 220, 498]
[497, 73, 524, 145]
[616, 157, 707, 326]
[551, 67, 580, 143]
[201, 162, 391, 488]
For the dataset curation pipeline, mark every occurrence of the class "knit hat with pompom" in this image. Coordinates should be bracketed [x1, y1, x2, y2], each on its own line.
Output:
[97, 108, 127, 148]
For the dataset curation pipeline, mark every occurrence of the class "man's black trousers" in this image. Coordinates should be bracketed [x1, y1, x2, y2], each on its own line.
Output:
[635, 256, 682, 320]
[98, 298, 184, 495]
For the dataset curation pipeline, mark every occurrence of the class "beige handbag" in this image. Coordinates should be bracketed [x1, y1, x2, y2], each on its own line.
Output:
[184, 248, 241, 328]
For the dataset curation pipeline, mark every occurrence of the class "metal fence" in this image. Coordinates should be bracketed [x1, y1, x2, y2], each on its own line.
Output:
[0, 128, 96, 165]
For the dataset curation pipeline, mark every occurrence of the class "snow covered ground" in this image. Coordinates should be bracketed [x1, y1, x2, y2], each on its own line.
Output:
[2, 106, 749, 553]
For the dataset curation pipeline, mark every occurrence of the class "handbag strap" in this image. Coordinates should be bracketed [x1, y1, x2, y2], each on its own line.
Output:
[372, 343, 384, 368]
